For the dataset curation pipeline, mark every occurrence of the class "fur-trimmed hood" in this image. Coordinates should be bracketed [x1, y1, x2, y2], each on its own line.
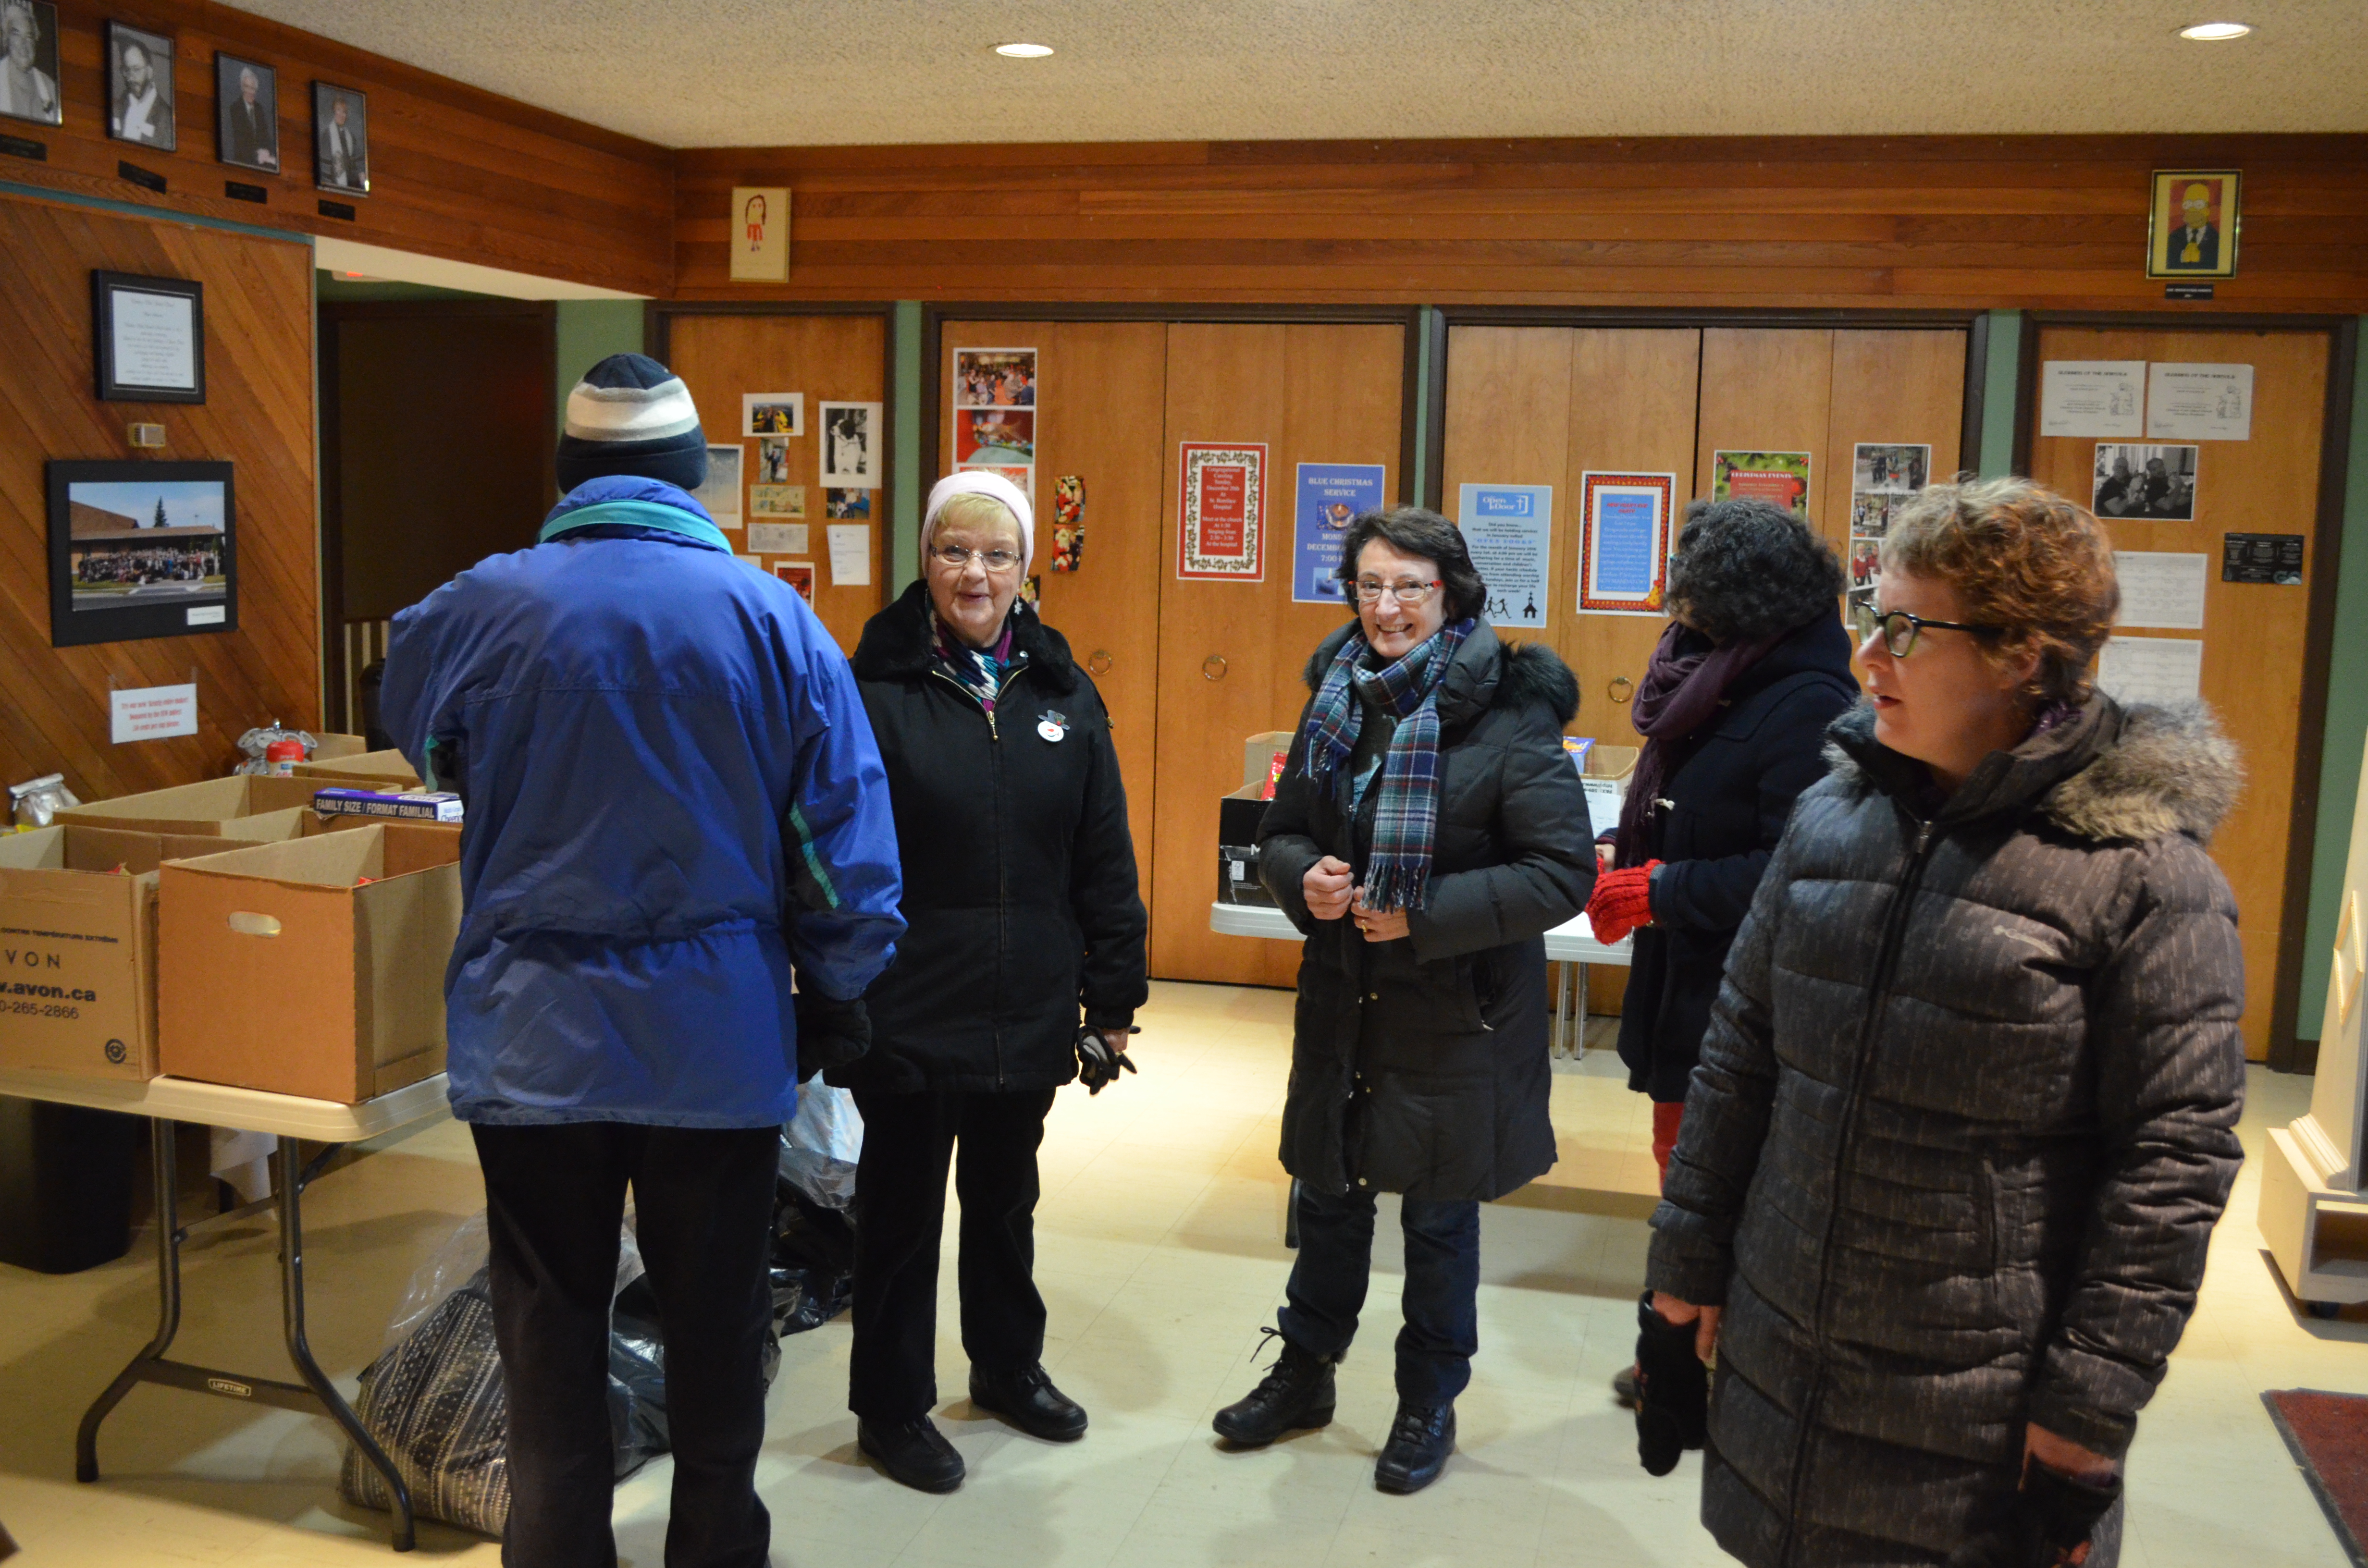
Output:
[851, 578, 1079, 695]
[1825, 696, 2243, 845]
[1299, 618, 1580, 729]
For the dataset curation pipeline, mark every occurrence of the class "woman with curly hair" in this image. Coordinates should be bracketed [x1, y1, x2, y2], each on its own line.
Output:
[1640, 477, 2246, 1567]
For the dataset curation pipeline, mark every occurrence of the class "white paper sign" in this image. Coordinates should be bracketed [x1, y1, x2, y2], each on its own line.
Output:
[1455, 483, 1552, 629]
[2113, 552, 2209, 630]
[2041, 361, 2145, 439]
[826, 524, 871, 586]
[2097, 637, 2203, 707]
[110, 683, 197, 743]
[2146, 363, 2253, 441]
[747, 522, 808, 555]
[1582, 777, 1626, 841]
[111, 289, 197, 391]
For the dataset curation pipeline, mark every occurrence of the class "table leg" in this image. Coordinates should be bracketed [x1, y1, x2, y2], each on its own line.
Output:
[76, 1117, 182, 1482]
[274, 1137, 415, 1552]
[1576, 963, 1590, 1055]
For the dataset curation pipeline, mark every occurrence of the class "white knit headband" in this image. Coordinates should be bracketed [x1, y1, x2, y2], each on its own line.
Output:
[923, 470, 1035, 568]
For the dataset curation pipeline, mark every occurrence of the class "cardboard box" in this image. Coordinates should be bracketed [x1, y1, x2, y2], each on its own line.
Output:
[159, 824, 463, 1102]
[313, 787, 463, 823]
[1242, 730, 1293, 797]
[59, 775, 323, 838]
[0, 825, 251, 1081]
[293, 747, 422, 789]
[310, 733, 370, 761]
[1571, 740, 1640, 840]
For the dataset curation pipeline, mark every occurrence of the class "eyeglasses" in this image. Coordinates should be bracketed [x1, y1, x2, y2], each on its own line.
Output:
[930, 543, 1023, 573]
[1352, 578, 1441, 606]
[1852, 602, 2004, 659]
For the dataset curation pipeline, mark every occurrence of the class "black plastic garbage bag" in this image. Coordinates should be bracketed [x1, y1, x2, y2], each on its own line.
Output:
[770, 1179, 856, 1336]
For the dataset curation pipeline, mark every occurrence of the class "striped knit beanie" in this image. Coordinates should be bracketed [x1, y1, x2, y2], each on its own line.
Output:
[555, 354, 707, 495]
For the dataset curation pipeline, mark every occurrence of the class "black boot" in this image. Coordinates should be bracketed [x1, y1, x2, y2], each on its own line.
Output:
[1212, 1334, 1336, 1446]
[970, 1363, 1088, 1442]
[857, 1416, 965, 1493]
[1374, 1400, 1455, 1494]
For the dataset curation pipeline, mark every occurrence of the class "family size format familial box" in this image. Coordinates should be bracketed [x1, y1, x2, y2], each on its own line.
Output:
[158, 823, 462, 1102]
[0, 825, 253, 1081]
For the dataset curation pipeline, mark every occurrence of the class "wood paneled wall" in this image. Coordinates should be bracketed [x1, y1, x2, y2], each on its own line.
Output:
[3, 0, 672, 296]
[0, 189, 319, 797]
[676, 136, 2368, 312]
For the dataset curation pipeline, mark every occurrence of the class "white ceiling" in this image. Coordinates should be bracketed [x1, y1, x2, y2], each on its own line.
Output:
[221, 0, 2368, 148]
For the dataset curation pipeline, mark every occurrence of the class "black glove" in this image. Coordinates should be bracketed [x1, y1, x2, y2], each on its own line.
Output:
[1075, 1024, 1137, 1094]
[1946, 1460, 2121, 1568]
[793, 988, 870, 1084]
[1634, 1290, 1709, 1477]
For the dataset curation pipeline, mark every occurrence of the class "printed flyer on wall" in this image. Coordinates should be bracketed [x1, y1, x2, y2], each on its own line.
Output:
[1576, 471, 1676, 616]
[1454, 483, 1551, 629]
[1178, 442, 1267, 581]
[1710, 451, 1810, 516]
[1292, 463, 1386, 603]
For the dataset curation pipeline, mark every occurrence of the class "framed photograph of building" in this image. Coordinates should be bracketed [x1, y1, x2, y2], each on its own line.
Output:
[313, 80, 368, 194]
[2146, 169, 2240, 280]
[214, 52, 279, 173]
[106, 20, 176, 151]
[47, 460, 237, 647]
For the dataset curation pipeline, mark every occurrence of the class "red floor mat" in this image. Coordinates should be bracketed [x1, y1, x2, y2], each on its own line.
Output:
[2264, 1389, 2368, 1568]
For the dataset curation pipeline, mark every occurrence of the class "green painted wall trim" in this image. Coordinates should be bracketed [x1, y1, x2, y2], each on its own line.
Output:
[893, 300, 924, 591]
[2297, 318, 2368, 1043]
[1412, 306, 1440, 504]
[1978, 309, 2023, 478]
[554, 300, 647, 440]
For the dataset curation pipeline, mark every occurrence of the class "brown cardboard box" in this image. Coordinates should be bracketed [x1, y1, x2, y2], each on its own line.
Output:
[311, 733, 370, 761]
[159, 824, 463, 1102]
[0, 825, 250, 1081]
[58, 775, 323, 838]
[1241, 730, 1294, 793]
[292, 748, 422, 790]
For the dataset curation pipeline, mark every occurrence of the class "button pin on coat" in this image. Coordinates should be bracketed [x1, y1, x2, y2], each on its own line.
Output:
[1037, 709, 1069, 742]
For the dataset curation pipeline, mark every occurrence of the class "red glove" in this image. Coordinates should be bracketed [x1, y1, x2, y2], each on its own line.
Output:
[1588, 861, 1661, 945]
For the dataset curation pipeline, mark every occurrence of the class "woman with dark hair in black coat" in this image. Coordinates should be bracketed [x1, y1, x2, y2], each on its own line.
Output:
[1211, 507, 1594, 1496]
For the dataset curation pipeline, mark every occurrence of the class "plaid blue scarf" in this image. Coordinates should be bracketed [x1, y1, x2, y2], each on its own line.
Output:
[1301, 618, 1475, 913]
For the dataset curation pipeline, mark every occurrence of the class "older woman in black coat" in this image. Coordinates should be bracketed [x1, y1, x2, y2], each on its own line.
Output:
[1213, 507, 1593, 1496]
[1641, 479, 2246, 1568]
[838, 471, 1148, 1494]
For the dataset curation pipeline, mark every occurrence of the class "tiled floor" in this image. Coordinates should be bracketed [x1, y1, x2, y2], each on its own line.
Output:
[0, 979, 2359, 1566]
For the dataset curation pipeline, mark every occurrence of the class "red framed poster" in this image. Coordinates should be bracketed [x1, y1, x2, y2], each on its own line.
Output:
[1177, 441, 1267, 581]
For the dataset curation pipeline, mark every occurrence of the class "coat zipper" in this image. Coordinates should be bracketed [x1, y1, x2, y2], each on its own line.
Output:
[1778, 808, 1939, 1568]
[929, 662, 1029, 1090]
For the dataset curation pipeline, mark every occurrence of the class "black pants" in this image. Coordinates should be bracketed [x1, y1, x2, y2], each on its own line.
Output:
[472, 1122, 779, 1568]
[1277, 1183, 1481, 1404]
[848, 1088, 1057, 1423]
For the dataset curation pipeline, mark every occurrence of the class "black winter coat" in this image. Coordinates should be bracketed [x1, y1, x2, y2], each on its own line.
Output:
[1617, 614, 1858, 1102]
[1258, 622, 1595, 1202]
[835, 582, 1148, 1094]
[1646, 698, 2247, 1567]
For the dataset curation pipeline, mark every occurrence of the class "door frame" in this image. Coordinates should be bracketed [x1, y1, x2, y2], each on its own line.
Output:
[2009, 311, 2361, 1073]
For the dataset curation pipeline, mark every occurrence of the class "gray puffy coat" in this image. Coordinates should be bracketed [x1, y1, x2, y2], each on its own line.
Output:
[1258, 621, 1594, 1202]
[1645, 697, 2246, 1567]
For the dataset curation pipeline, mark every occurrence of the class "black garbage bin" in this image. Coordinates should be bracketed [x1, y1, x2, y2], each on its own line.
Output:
[0, 1097, 141, 1274]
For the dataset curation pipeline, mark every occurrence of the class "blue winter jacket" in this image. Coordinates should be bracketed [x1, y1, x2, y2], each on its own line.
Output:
[380, 476, 905, 1127]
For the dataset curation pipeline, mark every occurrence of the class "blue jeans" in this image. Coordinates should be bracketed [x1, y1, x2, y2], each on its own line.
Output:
[1277, 1183, 1481, 1404]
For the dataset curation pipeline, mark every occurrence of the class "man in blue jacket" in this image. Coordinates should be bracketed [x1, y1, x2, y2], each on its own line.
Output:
[382, 354, 904, 1568]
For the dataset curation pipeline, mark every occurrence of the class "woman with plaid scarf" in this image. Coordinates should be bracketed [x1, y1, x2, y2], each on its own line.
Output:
[1212, 507, 1594, 1495]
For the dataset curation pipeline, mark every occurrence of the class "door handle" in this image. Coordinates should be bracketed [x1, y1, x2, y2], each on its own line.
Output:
[1608, 674, 1634, 705]
[1087, 649, 1113, 676]
[1203, 654, 1228, 682]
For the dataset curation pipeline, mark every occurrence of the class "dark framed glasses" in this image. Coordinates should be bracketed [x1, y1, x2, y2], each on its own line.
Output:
[1851, 602, 2004, 659]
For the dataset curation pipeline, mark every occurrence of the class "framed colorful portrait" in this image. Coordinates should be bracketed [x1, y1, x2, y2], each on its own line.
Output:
[2146, 169, 2240, 280]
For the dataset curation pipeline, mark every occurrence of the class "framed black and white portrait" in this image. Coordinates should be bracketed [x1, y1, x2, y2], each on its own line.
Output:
[819, 401, 882, 489]
[313, 80, 368, 194]
[47, 460, 237, 648]
[0, 0, 62, 128]
[214, 52, 279, 173]
[92, 271, 205, 404]
[107, 20, 176, 151]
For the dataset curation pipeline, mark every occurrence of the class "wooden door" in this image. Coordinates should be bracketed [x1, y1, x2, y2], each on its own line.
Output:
[664, 313, 887, 652]
[2029, 325, 2332, 1061]
[938, 320, 1169, 914]
[1150, 321, 1407, 985]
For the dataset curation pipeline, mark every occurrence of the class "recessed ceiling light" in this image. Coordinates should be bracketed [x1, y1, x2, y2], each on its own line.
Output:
[993, 41, 1054, 58]
[2177, 21, 2253, 40]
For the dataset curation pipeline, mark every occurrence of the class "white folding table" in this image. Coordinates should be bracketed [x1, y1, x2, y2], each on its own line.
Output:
[1208, 900, 1631, 1055]
[0, 1066, 452, 1551]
